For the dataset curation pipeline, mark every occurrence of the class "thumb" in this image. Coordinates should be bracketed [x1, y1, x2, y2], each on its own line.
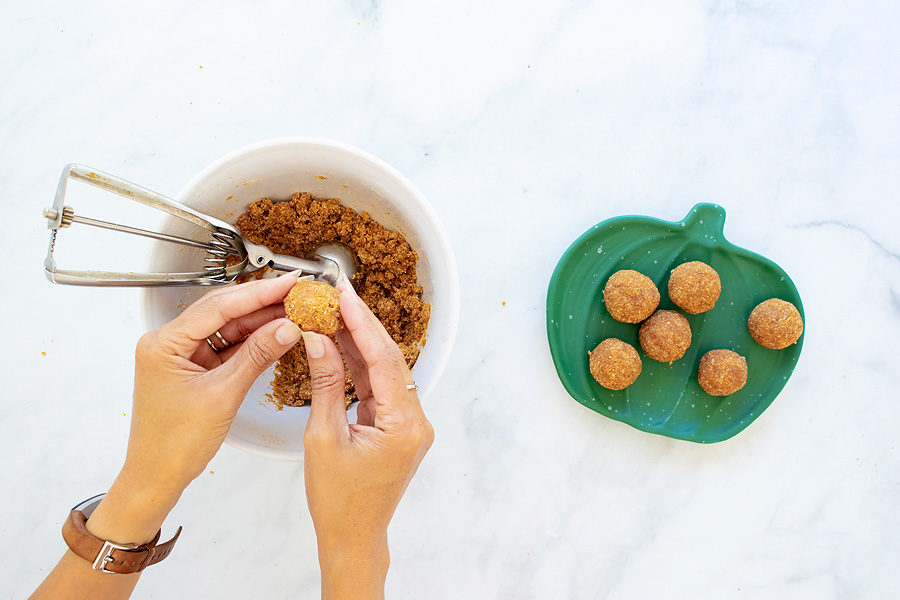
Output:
[303, 332, 350, 436]
[221, 318, 302, 391]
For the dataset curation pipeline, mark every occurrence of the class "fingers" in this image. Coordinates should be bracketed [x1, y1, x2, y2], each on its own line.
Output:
[216, 318, 303, 395]
[190, 304, 287, 370]
[160, 274, 299, 357]
[336, 329, 373, 401]
[218, 303, 286, 344]
[335, 329, 375, 426]
[337, 282, 406, 371]
[303, 333, 350, 441]
[338, 286, 416, 411]
[334, 276, 386, 388]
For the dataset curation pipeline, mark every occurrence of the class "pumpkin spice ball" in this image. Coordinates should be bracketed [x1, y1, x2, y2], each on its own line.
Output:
[283, 279, 343, 336]
[589, 338, 642, 390]
[639, 310, 692, 364]
[603, 269, 660, 323]
[697, 349, 748, 396]
[668, 261, 721, 314]
[748, 298, 804, 349]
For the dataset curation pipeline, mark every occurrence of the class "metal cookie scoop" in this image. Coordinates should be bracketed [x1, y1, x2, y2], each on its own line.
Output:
[42, 164, 357, 287]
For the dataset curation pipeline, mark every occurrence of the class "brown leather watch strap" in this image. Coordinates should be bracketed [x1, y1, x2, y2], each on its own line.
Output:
[62, 509, 182, 574]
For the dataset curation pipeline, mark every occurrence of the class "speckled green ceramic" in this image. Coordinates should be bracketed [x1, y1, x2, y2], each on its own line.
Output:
[546, 203, 804, 443]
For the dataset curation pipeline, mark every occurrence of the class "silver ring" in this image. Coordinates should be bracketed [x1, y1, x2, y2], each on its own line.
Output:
[406, 383, 418, 391]
[206, 330, 231, 353]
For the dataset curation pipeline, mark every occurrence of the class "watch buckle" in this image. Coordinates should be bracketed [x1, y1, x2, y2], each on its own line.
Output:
[92, 540, 138, 573]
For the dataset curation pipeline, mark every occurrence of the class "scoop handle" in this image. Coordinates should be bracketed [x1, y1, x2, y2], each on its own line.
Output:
[243, 241, 341, 284]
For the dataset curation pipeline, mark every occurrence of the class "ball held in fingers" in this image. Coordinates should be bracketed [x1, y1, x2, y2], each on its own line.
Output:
[284, 279, 343, 335]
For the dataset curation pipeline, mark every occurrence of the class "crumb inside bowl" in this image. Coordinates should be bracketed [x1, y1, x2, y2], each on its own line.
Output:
[141, 138, 459, 461]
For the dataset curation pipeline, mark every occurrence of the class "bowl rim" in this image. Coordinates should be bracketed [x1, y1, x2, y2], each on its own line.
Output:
[139, 137, 460, 461]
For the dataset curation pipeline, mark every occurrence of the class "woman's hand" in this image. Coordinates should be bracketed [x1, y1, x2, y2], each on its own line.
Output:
[31, 274, 303, 600]
[89, 274, 303, 545]
[302, 278, 434, 600]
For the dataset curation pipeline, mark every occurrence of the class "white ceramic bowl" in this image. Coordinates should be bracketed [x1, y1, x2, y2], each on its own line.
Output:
[141, 138, 459, 461]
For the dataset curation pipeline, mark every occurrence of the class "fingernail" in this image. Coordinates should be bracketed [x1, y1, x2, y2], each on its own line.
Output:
[339, 274, 359, 298]
[302, 331, 325, 358]
[280, 269, 304, 278]
[275, 321, 302, 345]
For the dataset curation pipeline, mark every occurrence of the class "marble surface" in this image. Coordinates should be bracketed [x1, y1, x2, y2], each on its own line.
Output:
[3, 1, 899, 598]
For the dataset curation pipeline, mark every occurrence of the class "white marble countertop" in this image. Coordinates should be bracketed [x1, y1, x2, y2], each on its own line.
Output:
[3, 1, 899, 598]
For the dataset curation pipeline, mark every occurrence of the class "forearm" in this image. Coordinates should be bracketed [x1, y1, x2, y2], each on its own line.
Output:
[319, 533, 390, 600]
[30, 470, 181, 600]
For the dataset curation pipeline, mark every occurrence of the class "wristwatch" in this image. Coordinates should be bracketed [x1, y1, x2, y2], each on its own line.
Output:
[62, 493, 182, 574]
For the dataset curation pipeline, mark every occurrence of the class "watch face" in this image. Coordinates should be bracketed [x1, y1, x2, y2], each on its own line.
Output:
[71, 493, 106, 517]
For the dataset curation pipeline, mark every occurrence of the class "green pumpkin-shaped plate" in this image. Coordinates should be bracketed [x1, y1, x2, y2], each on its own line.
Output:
[547, 203, 804, 443]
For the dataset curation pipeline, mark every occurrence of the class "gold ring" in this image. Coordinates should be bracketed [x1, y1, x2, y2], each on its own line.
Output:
[206, 330, 231, 353]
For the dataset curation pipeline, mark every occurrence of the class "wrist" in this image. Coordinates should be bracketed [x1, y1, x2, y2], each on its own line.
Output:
[319, 532, 389, 600]
[85, 470, 182, 545]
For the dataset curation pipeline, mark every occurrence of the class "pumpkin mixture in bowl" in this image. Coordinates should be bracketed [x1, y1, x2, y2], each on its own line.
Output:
[234, 192, 431, 408]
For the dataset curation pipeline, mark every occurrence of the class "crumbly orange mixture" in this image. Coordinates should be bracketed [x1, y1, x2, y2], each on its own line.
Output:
[234, 192, 430, 408]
